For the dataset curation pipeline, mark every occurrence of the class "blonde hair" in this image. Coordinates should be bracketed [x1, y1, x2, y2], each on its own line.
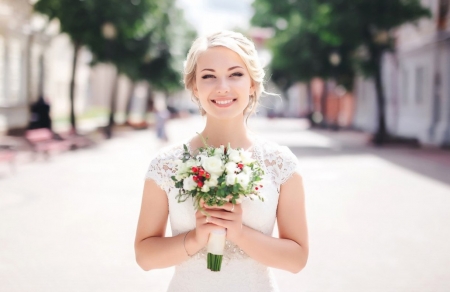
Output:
[183, 30, 266, 116]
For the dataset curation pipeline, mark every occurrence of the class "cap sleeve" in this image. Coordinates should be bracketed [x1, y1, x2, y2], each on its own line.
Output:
[145, 152, 176, 194]
[277, 146, 299, 185]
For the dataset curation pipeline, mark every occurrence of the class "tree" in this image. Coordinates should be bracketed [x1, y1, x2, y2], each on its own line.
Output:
[34, 0, 160, 134]
[252, 0, 431, 145]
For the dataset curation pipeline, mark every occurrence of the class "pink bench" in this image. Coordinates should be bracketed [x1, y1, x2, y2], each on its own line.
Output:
[25, 128, 72, 159]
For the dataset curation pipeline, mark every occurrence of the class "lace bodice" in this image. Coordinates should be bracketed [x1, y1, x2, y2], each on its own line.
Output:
[145, 136, 298, 292]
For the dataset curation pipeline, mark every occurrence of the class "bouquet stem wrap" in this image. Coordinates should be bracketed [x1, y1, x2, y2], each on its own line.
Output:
[206, 228, 226, 271]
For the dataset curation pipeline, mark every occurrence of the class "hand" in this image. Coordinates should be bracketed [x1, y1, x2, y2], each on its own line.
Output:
[203, 202, 243, 243]
[193, 201, 228, 248]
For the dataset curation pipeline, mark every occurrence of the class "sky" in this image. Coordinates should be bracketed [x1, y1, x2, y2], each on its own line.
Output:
[176, 0, 254, 36]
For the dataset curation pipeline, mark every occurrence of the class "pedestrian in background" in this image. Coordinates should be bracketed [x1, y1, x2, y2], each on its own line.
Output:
[154, 96, 170, 142]
[28, 95, 52, 130]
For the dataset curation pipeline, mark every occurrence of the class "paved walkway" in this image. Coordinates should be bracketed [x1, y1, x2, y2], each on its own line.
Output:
[1, 116, 450, 291]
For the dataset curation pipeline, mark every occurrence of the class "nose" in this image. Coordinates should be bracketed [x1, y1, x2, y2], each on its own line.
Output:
[216, 78, 230, 95]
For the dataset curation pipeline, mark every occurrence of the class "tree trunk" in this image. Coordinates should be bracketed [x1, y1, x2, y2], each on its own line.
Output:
[124, 81, 136, 125]
[105, 70, 120, 139]
[145, 83, 154, 118]
[373, 57, 388, 146]
[320, 80, 328, 128]
[306, 81, 316, 126]
[69, 42, 81, 133]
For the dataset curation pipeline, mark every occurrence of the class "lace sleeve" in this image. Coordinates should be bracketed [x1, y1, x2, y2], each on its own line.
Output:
[277, 146, 299, 185]
[145, 152, 176, 194]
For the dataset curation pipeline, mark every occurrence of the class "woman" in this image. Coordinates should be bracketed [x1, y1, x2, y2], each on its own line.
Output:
[135, 30, 308, 292]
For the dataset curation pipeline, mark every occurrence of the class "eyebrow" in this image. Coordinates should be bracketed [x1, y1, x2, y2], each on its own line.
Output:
[200, 66, 243, 72]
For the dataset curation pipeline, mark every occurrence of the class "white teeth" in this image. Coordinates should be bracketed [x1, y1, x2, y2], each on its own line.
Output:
[215, 100, 233, 105]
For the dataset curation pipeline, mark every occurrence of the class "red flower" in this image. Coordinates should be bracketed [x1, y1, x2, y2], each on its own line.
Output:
[192, 166, 199, 173]
[198, 169, 205, 177]
[238, 163, 244, 169]
[255, 187, 259, 190]
[205, 172, 210, 179]
[197, 181, 204, 187]
[193, 176, 199, 182]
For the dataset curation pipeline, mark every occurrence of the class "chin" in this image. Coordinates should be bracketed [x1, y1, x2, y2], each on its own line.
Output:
[205, 109, 246, 121]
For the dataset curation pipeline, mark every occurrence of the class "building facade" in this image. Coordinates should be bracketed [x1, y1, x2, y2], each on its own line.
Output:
[353, 0, 450, 147]
[0, 0, 139, 134]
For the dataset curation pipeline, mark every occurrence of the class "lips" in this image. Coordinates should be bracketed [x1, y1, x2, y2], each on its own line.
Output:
[212, 98, 237, 105]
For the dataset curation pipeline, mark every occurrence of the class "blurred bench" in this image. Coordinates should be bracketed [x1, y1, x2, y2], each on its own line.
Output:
[25, 128, 72, 159]
[57, 129, 95, 150]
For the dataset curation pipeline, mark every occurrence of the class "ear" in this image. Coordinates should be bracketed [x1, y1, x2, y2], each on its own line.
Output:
[193, 82, 199, 98]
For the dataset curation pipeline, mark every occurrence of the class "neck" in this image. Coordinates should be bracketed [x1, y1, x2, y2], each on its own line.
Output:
[196, 115, 253, 150]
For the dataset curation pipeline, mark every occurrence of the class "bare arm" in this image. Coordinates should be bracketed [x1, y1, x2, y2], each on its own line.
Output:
[134, 179, 223, 271]
[206, 172, 309, 273]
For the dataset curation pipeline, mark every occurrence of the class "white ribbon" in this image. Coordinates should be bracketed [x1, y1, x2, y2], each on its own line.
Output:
[207, 228, 226, 255]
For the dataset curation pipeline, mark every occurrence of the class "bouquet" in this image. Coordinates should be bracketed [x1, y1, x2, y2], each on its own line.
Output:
[171, 136, 264, 271]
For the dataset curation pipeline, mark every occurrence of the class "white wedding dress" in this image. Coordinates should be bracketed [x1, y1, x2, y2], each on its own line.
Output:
[145, 136, 298, 292]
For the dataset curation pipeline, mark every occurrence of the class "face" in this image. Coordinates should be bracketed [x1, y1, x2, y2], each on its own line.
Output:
[193, 46, 254, 120]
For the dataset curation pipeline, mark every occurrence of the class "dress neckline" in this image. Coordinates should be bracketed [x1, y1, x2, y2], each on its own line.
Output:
[186, 135, 258, 155]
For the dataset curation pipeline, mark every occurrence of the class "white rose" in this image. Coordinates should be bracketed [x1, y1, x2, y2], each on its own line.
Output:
[224, 162, 237, 174]
[228, 149, 241, 163]
[226, 173, 237, 185]
[240, 150, 254, 164]
[206, 175, 219, 187]
[242, 166, 251, 175]
[202, 156, 224, 175]
[214, 146, 225, 157]
[183, 175, 197, 191]
[196, 154, 208, 164]
[186, 159, 198, 168]
[236, 172, 250, 189]
[175, 173, 186, 181]
[174, 160, 186, 174]
[201, 184, 210, 193]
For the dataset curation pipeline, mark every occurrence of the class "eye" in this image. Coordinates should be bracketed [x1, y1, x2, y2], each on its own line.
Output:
[231, 72, 243, 77]
[201, 74, 215, 79]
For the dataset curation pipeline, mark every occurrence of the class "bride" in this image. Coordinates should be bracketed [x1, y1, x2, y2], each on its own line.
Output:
[134, 30, 308, 292]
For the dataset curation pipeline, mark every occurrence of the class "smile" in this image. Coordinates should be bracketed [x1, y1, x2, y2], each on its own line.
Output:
[212, 99, 237, 107]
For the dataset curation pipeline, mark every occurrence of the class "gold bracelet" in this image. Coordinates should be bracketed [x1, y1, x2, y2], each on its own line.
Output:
[183, 230, 192, 256]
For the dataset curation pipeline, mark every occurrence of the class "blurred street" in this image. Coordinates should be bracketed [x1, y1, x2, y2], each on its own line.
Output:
[1, 116, 450, 291]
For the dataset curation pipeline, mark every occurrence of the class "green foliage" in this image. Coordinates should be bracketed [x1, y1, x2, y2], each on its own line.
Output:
[34, 0, 195, 90]
[252, 0, 431, 89]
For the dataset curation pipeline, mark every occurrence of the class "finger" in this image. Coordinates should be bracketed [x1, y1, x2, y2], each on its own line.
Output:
[207, 216, 231, 229]
[197, 216, 215, 226]
[195, 208, 212, 218]
[204, 210, 234, 220]
[206, 202, 236, 212]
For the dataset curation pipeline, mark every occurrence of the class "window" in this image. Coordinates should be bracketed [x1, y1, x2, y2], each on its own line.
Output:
[402, 68, 409, 104]
[9, 38, 22, 105]
[438, 0, 450, 31]
[415, 67, 424, 104]
[0, 36, 4, 104]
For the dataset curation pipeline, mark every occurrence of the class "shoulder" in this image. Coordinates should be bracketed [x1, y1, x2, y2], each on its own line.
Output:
[149, 142, 185, 165]
[256, 137, 299, 185]
[145, 141, 186, 180]
[257, 137, 297, 163]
